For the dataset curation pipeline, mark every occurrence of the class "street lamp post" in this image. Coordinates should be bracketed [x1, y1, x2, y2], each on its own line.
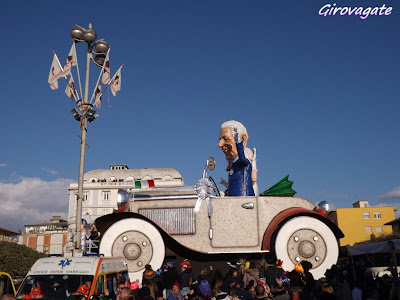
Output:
[69, 23, 108, 253]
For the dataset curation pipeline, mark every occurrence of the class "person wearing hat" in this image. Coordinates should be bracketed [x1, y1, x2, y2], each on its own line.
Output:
[143, 264, 157, 282]
[167, 282, 182, 300]
[179, 260, 193, 297]
[162, 262, 180, 298]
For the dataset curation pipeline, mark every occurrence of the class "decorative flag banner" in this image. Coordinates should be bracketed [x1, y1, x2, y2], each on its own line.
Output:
[61, 42, 78, 76]
[94, 84, 102, 109]
[109, 65, 122, 96]
[134, 180, 155, 189]
[65, 75, 79, 101]
[48, 53, 63, 90]
[101, 49, 110, 84]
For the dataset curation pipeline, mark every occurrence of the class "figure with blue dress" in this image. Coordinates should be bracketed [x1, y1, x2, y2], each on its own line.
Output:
[218, 120, 257, 196]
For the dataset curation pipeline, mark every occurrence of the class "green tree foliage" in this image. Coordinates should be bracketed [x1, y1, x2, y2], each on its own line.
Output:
[0, 241, 46, 278]
[355, 232, 400, 245]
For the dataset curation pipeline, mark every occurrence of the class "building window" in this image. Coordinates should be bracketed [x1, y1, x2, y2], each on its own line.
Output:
[374, 212, 381, 219]
[376, 226, 383, 233]
[103, 191, 110, 201]
[365, 226, 372, 234]
[77, 192, 89, 201]
[363, 212, 370, 219]
[102, 209, 110, 215]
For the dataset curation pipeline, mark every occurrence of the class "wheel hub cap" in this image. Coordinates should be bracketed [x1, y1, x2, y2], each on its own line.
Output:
[111, 231, 153, 272]
[287, 229, 326, 268]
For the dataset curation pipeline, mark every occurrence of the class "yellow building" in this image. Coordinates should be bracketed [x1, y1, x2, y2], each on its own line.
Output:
[328, 200, 395, 246]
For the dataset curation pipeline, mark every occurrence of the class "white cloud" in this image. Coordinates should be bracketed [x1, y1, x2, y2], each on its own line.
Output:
[0, 164, 7, 167]
[373, 202, 400, 218]
[42, 167, 59, 175]
[378, 187, 400, 200]
[0, 177, 73, 232]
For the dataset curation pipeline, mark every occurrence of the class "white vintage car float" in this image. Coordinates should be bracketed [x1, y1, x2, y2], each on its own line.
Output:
[94, 158, 343, 280]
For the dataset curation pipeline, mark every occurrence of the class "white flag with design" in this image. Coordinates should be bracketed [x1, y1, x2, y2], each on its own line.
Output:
[65, 75, 78, 101]
[94, 83, 102, 109]
[48, 53, 63, 90]
[102, 49, 111, 84]
[109, 66, 122, 96]
[62, 42, 77, 76]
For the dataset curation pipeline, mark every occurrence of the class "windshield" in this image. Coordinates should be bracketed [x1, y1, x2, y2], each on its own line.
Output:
[16, 275, 94, 300]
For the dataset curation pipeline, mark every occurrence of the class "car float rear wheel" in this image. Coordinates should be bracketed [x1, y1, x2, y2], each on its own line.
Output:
[274, 216, 338, 279]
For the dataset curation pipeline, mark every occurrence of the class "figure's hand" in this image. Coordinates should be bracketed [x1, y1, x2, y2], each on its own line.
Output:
[265, 285, 271, 296]
[232, 127, 239, 142]
[104, 288, 110, 296]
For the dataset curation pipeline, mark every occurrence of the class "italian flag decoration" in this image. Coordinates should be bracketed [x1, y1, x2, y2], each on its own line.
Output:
[135, 180, 155, 189]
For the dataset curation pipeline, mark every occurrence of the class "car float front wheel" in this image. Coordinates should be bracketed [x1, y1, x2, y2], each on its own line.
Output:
[99, 218, 165, 280]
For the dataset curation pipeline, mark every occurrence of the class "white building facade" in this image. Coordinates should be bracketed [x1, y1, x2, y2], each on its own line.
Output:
[67, 165, 184, 236]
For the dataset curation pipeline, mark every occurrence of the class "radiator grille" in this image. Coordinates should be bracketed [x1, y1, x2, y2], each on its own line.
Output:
[139, 208, 195, 235]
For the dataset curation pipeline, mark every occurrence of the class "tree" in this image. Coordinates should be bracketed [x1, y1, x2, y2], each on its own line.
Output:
[0, 241, 46, 278]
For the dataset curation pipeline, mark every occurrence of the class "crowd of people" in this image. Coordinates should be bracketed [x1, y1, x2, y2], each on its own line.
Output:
[2, 256, 400, 300]
[95, 257, 400, 300]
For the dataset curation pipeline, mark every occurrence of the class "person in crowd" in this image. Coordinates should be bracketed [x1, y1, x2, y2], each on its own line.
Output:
[143, 265, 157, 283]
[167, 282, 182, 300]
[243, 263, 259, 288]
[28, 281, 45, 299]
[199, 280, 211, 300]
[73, 280, 92, 298]
[117, 283, 127, 297]
[179, 260, 193, 297]
[162, 262, 180, 298]
[255, 284, 273, 300]
[272, 279, 290, 300]
[287, 263, 305, 300]
[264, 258, 278, 288]
[198, 266, 214, 286]
[46, 280, 66, 300]
[301, 261, 315, 300]
[143, 278, 158, 300]
[333, 275, 351, 300]
[224, 263, 244, 294]
[231, 288, 248, 300]
[155, 290, 165, 300]
[211, 269, 224, 292]
[138, 286, 153, 300]
[184, 284, 199, 300]
[0, 295, 16, 300]
[351, 281, 362, 300]
[118, 287, 135, 300]
[211, 283, 229, 300]
[317, 283, 335, 300]
[244, 280, 256, 300]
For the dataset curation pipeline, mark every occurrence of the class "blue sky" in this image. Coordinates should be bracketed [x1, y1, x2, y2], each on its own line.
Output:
[0, 0, 399, 231]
